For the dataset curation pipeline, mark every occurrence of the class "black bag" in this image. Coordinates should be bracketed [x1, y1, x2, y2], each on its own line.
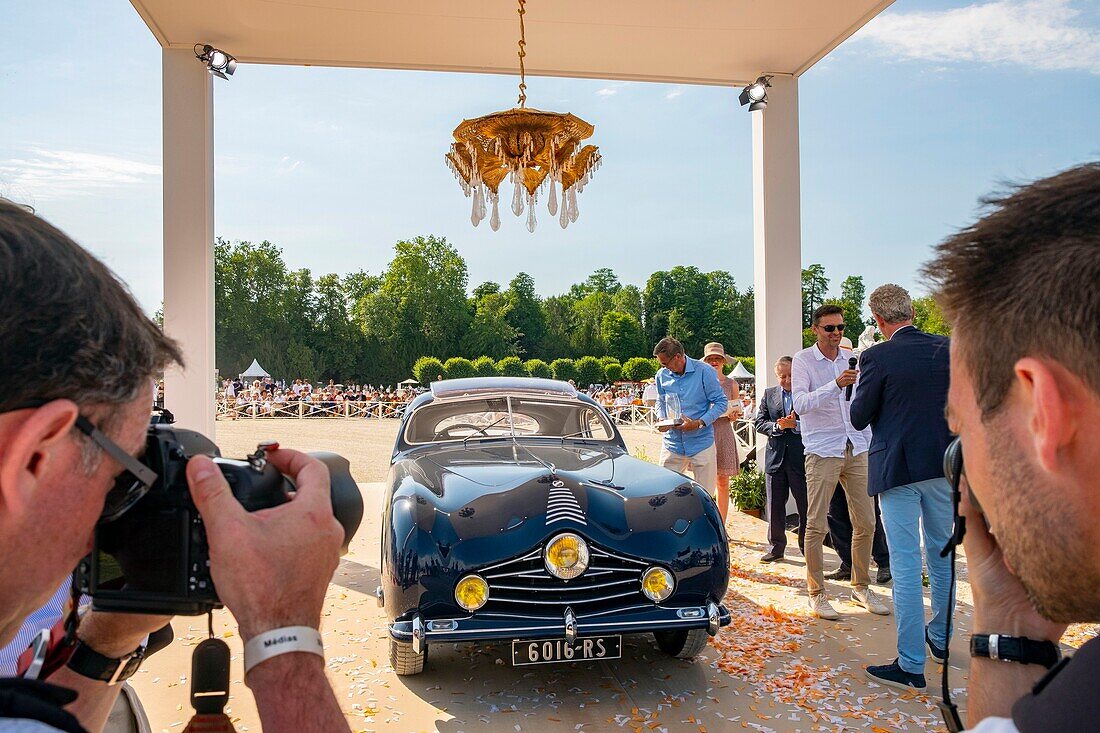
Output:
[0, 678, 86, 733]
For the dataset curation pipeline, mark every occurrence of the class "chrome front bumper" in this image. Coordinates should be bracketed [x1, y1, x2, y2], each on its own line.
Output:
[390, 601, 730, 649]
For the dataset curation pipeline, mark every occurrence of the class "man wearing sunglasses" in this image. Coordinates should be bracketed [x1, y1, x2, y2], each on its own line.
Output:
[0, 201, 351, 732]
[792, 304, 890, 620]
[921, 163, 1100, 732]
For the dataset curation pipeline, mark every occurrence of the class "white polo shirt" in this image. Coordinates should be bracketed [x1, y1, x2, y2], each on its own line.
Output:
[791, 343, 872, 459]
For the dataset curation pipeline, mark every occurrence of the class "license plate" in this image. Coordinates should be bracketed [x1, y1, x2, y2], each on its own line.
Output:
[512, 636, 622, 666]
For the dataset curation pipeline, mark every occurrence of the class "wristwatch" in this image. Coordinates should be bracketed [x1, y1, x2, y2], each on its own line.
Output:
[65, 639, 146, 685]
[970, 633, 1062, 669]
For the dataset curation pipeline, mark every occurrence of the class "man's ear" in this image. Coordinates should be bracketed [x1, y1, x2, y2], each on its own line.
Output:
[1014, 358, 1079, 475]
[0, 400, 81, 519]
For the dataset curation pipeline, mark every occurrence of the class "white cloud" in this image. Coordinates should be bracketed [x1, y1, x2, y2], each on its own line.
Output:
[0, 148, 160, 200]
[853, 0, 1100, 75]
[595, 87, 617, 96]
[665, 88, 684, 100]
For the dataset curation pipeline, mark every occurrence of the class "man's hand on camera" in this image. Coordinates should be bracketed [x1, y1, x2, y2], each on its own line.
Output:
[960, 479, 1065, 642]
[186, 449, 344, 642]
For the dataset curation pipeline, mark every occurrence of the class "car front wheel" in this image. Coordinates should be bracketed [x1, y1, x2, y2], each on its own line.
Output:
[389, 637, 427, 675]
[653, 628, 709, 659]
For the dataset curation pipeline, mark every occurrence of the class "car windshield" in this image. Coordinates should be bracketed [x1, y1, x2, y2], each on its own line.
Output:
[404, 394, 616, 445]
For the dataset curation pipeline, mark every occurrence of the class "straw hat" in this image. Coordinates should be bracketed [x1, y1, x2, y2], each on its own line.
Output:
[701, 342, 735, 365]
[839, 336, 854, 350]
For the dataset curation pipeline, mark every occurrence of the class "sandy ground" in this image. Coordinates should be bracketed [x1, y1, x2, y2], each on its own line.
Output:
[125, 419, 1096, 732]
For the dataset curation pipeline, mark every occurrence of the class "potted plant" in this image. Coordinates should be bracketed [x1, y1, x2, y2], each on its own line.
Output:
[729, 461, 766, 518]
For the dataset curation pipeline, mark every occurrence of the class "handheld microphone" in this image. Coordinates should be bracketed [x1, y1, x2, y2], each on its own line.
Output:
[845, 357, 857, 401]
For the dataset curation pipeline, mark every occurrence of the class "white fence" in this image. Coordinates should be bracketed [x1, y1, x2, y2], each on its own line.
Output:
[216, 400, 759, 458]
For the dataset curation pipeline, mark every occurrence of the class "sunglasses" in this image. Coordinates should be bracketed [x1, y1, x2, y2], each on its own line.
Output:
[819, 324, 846, 333]
[6, 400, 157, 523]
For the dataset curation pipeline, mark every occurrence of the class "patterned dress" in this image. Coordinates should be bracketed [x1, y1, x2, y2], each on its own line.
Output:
[713, 373, 741, 474]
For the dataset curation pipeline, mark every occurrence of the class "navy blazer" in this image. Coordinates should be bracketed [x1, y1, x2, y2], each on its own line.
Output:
[753, 385, 805, 475]
[850, 326, 953, 496]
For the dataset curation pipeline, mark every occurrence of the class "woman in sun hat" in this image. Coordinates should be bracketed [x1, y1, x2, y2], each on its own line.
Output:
[700, 342, 742, 522]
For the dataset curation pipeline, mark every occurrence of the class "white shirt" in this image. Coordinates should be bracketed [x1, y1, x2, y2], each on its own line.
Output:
[791, 343, 872, 458]
[968, 718, 1018, 732]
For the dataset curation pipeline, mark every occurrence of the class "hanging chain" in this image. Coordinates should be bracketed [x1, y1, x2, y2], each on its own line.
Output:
[516, 0, 527, 107]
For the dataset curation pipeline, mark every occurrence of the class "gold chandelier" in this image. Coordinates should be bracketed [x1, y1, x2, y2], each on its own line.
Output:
[445, 0, 601, 232]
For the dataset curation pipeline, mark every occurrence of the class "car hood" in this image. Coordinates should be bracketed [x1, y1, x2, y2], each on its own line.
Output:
[391, 441, 711, 543]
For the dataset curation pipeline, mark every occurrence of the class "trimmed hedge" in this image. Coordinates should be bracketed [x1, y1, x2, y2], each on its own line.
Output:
[524, 359, 552, 379]
[443, 357, 476, 380]
[622, 356, 658, 382]
[472, 355, 499, 378]
[604, 362, 623, 383]
[550, 358, 577, 384]
[497, 356, 526, 377]
[412, 356, 444, 385]
[574, 356, 605, 389]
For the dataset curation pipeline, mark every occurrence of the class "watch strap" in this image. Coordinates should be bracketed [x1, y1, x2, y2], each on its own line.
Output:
[971, 633, 1062, 669]
[65, 639, 145, 685]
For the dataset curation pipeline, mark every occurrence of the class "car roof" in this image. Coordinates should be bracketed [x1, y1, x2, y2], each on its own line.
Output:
[429, 377, 578, 400]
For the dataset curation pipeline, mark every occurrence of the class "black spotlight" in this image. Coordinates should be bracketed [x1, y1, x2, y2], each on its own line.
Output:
[738, 75, 772, 111]
[194, 44, 237, 80]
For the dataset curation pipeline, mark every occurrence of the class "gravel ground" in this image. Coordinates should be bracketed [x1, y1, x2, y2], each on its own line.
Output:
[214, 418, 665, 482]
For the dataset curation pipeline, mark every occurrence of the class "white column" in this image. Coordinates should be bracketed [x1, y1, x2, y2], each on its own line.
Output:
[162, 48, 216, 435]
[751, 74, 803, 392]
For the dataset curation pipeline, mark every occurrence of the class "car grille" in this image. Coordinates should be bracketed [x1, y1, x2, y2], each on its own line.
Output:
[479, 543, 649, 616]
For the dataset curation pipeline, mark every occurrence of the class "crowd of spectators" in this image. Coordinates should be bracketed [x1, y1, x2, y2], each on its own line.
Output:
[218, 377, 420, 418]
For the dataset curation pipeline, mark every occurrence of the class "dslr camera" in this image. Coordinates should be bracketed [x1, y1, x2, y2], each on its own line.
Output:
[75, 416, 364, 616]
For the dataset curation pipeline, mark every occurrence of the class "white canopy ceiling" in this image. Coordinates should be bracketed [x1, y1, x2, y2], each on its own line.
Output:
[130, 0, 893, 86]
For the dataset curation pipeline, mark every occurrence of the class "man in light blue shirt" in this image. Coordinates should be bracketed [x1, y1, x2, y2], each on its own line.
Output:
[652, 337, 728, 496]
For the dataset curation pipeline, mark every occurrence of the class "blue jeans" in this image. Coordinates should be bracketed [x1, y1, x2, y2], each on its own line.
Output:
[878, 477, 955, 674]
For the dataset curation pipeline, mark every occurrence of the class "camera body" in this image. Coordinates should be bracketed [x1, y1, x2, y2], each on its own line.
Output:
[75, 422, 362, 616]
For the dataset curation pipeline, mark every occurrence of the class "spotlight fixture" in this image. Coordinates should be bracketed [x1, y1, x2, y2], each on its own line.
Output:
[738, 75, 772, 111]
[194, 44, 237, 80]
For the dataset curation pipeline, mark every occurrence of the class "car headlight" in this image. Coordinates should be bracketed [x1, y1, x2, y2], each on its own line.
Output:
[544, 533, 590, 579]
[641, 566, 675, 602]
[455, 574, 489, 611]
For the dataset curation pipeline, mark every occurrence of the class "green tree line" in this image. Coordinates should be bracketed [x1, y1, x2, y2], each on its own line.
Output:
[215, 235, 757, 384]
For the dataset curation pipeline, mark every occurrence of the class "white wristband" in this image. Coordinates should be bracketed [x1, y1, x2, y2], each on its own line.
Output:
[243, 626, 324, 674]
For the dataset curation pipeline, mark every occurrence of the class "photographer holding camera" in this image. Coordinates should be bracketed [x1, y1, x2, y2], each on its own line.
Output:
[924, 162, 1100, 731]
[0, 200, 352, 732]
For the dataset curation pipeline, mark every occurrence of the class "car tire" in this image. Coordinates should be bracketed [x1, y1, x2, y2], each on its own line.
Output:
[390, 637, 427, 675]
[654, 628, 709, 659]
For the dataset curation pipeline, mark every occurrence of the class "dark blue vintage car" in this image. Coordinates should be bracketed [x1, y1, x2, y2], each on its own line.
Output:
[377, 377, 731, 674]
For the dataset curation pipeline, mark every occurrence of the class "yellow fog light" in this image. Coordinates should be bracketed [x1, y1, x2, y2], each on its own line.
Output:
[544, 533, 590, 579]
[455, 574, 489, 611]
[641, 566, 674, 602]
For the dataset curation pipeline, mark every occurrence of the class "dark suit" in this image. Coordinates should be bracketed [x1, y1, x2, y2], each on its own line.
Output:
[754, 385, 808, 556]
[850, 327, 953, 494]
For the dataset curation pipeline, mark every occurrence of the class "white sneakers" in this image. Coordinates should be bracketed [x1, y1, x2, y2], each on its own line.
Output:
[809, 588, 892, 619]
[809, 594, 840, 620]
[852, 587, 892, 615]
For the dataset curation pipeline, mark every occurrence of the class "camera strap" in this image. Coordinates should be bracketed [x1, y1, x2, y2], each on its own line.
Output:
[183, 612, 237, 733]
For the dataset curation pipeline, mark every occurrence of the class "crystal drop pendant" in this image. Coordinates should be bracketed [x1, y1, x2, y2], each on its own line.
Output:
[511, 181, 524, 216]
[489, 194, 501, 231]
[559, 200, 569, 229]
[470, 192, 481, 227]
[547, 178, 558, 216]
[477, 186, 487, 220]
[526, 202, 537, 233]
[568, 188, 579, 222]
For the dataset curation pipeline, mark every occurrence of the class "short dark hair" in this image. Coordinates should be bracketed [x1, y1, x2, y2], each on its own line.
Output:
[811, 304, 843, 325]
[922, 162, 1100, 415]
[0, 200, 183, 419]
[653, 337, 684, 359]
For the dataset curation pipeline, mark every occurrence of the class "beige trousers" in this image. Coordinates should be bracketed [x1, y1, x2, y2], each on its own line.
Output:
[659, 443, 718, 496]
[804, 446, 874, 596]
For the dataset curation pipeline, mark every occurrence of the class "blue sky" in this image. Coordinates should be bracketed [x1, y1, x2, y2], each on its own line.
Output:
[1, 0, 1098, 315]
